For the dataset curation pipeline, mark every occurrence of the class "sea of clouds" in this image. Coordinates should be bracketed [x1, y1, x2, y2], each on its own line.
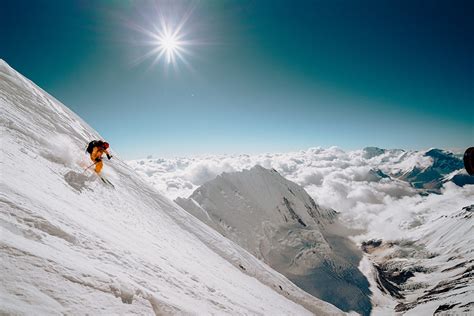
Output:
[128, 147, 473, 239]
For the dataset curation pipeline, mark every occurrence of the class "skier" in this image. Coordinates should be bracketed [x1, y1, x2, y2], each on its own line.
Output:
[86, 140, 112, 174]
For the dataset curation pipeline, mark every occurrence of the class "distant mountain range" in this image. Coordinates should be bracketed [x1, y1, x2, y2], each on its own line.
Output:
[361, 147, 467, 190]
[129, 145, 471, 203]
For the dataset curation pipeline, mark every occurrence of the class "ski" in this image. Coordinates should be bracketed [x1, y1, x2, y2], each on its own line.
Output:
[100, 176, 115, 189]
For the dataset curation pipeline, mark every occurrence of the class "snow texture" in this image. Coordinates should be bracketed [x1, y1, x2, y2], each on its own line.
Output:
[0, 59, 344, 315]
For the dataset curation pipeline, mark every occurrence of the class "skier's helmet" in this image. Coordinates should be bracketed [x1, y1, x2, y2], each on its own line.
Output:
[103, 142, 109, 149]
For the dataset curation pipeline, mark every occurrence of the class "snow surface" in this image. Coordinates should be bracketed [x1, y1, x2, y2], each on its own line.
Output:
[0, 59, 344, 315]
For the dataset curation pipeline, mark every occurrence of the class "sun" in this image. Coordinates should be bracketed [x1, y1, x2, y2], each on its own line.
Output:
[126, 2, 200, 71]
[124, 0, 206, 72]
[129, 12, 195, 70]
[155, 24, 184, 64]
[161, 34, 178, 52]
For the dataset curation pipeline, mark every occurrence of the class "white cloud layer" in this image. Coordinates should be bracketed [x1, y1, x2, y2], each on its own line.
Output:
[128, 147, 472, 239]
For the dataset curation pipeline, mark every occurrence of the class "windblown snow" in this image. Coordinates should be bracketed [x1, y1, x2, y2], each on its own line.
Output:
[0, 59, 345, 315]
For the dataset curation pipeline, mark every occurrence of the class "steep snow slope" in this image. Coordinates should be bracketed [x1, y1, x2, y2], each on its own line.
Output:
[176, 166, 371, 315]
[0, 60, 344, 315]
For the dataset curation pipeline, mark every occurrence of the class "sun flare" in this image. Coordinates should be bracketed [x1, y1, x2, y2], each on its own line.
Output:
[131, 12, 194, 70]
[156, 25, 183, 64]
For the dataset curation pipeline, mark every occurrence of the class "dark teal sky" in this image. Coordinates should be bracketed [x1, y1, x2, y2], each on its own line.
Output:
[1, 0, 473, 158]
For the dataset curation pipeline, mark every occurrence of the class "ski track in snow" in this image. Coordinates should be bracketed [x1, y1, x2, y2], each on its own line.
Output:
[0, 59, 344, 315]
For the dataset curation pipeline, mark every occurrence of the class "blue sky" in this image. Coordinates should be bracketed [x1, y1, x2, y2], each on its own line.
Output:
[1, 0, 473, 158]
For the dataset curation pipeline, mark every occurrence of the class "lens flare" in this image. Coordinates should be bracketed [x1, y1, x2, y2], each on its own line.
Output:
[128, 4, 197, 71]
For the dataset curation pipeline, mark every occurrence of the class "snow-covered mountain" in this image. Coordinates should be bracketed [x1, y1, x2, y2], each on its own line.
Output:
[361, 204, 473, 315]
[0, 59, 345, 315]
[361, 147, 465, 190]
[176, 166, 372, 315]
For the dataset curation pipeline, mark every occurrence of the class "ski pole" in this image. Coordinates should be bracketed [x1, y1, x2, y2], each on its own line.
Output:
[83, 161, 99, 173]
[112, 155, 127, 165]
[107, 153, 127, 167]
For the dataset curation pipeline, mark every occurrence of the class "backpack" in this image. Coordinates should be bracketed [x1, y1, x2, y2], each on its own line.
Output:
[86, 140, 102, 154]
